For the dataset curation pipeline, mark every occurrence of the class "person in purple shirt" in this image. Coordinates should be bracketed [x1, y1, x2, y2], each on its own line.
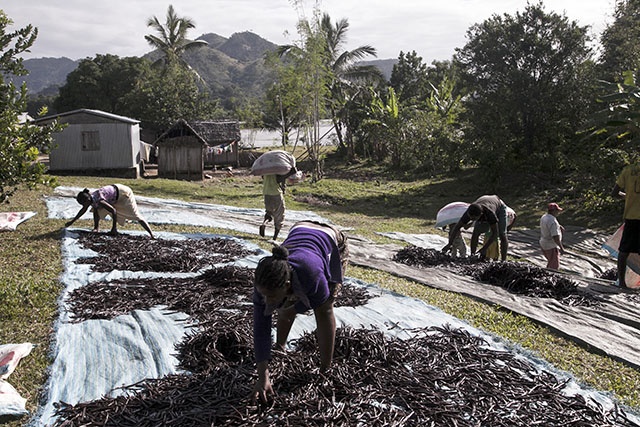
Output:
[65, 184, 154, 238]
[251, 221, 349, 404]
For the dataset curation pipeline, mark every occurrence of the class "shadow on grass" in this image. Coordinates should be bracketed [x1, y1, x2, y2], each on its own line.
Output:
[291, 169, 497, 227]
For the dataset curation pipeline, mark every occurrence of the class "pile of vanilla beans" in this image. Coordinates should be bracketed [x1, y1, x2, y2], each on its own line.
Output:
[75, 231, 257, 272]
[394, 246, 603, 307]
[54, 325, 637, 426]
[52, 234, 638, 426]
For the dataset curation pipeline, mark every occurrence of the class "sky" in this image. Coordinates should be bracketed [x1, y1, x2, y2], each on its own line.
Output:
[2, 0, 618, 64]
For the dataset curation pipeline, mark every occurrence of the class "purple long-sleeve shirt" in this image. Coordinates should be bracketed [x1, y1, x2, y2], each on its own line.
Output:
[90, 185, 118, 208]
[253, 226, 343, 363]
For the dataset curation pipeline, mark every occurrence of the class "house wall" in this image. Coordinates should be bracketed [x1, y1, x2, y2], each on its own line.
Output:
[157, 138, 204, 180]
[49, 122, 141, 176]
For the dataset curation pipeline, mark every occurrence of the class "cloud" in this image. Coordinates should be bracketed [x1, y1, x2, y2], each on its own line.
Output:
[1, 0, 616, 62]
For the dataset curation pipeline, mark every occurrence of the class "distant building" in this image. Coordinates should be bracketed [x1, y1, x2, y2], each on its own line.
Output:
[33, 109, 145, 178]
[154, 119, 241, 180]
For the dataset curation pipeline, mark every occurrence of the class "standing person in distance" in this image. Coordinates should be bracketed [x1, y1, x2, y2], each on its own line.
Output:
[539, 202, 565, 270]
[260, 167, 297, 241]
[65, 184, 154, 238]
[251, 221, 349, 404]
[611, 162, 640, 288]
[442, 195, 510, 261]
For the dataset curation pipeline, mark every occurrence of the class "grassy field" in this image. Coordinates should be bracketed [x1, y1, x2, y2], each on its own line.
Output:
[0, 158, 638, 426]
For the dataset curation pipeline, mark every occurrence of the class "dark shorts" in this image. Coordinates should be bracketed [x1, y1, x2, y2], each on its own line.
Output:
[620, 219, 640, 254]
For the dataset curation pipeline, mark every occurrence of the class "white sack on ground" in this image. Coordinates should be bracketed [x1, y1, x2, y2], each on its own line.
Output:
[0, 212, 37, 231]
[0, 343, 33, 420]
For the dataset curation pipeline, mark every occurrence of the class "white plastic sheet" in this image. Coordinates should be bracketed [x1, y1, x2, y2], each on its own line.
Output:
[37, 188, 639, 425]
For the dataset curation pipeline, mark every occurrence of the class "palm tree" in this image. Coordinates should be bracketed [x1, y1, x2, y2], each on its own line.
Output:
[319, 13, 384, 155]
[145, 4, 207, 70]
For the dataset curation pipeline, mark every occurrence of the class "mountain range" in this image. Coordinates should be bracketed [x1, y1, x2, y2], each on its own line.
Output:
[15, 31, 396, 101]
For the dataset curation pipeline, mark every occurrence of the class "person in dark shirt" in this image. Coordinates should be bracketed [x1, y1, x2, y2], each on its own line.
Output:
[251, 221, 348, 404]
[442, 195, 509, 261]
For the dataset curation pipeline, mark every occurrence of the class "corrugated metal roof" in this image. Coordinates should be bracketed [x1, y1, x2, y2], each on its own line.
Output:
[32, 108, 139, 124]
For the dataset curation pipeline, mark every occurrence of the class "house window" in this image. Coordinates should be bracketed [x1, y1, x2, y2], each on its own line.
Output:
[81, 131, 101, 151]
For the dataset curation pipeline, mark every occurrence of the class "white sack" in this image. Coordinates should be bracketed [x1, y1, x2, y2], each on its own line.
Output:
[0, 343, 33, 419]
[250, 150, 296, 176]
[0, 212, 37, 231]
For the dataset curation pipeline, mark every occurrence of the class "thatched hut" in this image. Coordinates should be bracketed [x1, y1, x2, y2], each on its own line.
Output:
[154, 119, 241, 180]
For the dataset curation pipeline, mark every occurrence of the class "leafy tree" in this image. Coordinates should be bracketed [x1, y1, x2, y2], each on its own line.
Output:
[261, 51, 306, 147]
[26, 92, 57, 116]
[272, 5, 333, 181]
[138, 5, 223, 134]
[271, 10, 382, 167]
[390, 51, 430, 105]
[0, 11, 63, 202]
[420, 73, 466, 173]
[54, 54, 151, 113]
[566, 71, 640, 212]
[294, 13, 332, 181]
[455, 2, 593, 183]
[359, 53, 465, 173]
[122, 62, 225, 133]
[425, 60, 466, 102]
[600, 0, 640, 82]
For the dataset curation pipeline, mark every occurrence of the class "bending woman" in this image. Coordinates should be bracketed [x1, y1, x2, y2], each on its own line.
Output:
[251, 221, 348, 403]
[65, 184, 154, 238]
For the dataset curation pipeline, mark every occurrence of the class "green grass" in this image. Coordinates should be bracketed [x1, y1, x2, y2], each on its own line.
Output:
[0, 162, 636, 426]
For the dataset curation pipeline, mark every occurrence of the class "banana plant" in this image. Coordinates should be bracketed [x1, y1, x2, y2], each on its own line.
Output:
[587, 71, 640, 149]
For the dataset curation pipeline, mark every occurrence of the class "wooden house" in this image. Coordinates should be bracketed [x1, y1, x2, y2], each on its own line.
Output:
[33, 109, 144, 178]
[154, 119, 241, 180]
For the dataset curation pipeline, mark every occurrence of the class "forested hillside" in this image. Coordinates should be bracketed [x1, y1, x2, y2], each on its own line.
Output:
[12, 57, 78, 94]
[14, 31, 395, 102]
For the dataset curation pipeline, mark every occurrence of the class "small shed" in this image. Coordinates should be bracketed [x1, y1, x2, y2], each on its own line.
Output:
[33, 109, 143, 178]
[154, 119, 241, 180]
